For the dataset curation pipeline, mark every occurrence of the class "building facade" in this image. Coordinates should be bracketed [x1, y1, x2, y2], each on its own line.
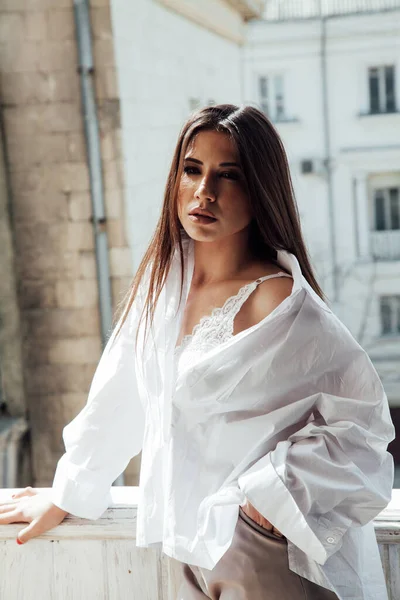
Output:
[244, 1, 400, 458]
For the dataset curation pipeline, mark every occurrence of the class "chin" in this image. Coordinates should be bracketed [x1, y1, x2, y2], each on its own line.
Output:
[181, 222, 221, 243]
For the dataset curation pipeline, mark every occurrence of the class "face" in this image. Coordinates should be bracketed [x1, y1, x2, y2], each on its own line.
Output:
[177, 130, 253, 243]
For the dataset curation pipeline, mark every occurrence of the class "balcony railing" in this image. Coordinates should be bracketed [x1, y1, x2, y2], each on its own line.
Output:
[1, 486, 400, 599]
[370, 230, 400, 260]
[263, 0, 400, 21]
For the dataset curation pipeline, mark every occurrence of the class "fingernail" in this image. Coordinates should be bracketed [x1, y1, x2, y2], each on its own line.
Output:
[16, 538, 24, 545]
[11, 494, 16, 498]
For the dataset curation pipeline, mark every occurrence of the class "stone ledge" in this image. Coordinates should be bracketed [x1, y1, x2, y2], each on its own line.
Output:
[1, 486, 399, 543]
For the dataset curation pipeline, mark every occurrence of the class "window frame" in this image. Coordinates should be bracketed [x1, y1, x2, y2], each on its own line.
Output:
[380, 295, 400, 336]
[257, 72, 287, 122]
[368, 65, 397, 114]
[373, 187, 400, 231]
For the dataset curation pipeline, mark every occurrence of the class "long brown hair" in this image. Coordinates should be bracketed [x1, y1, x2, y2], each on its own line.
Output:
[115, 104, 325, 341]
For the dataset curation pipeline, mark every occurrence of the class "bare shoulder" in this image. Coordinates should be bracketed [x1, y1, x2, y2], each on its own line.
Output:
[254, 275, 293, 319]
[234, 274, 293, 333]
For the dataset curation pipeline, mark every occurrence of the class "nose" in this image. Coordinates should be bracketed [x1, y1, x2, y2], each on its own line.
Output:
[195, 175, 216, 204]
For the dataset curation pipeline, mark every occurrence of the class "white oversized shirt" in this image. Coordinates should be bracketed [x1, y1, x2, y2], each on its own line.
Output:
[52, 236, 395, 600]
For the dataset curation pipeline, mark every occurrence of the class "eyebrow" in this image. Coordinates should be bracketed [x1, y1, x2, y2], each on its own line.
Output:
[184, 157, 241, 168]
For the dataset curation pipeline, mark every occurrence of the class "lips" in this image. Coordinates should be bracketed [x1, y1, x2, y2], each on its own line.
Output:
[188, 208, 216, 219]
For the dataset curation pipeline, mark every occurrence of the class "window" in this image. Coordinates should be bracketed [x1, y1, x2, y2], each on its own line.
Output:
[368, 66, 396, 114]
[380, 296, 400, 336]
[374, 188, 400, 231]
[258, 74, 285, 121]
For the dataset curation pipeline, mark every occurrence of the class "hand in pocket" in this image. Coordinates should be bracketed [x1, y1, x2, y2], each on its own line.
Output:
[241, 499, 284, 537]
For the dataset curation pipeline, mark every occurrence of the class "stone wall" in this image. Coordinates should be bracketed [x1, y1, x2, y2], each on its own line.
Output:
[0, 0, 139, 487]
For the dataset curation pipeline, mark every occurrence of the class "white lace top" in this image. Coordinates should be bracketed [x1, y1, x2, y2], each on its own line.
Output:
[174, 271, 293, 377]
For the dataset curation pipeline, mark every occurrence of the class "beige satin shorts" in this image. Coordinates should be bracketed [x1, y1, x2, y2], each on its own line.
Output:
[177, 507, 339, 600]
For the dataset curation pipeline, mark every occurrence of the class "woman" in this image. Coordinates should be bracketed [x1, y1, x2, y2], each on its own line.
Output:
[0, 105, 395, 600]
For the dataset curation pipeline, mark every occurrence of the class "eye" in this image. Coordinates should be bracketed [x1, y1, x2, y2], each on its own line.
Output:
[220, 171, 240, 180]
[183, 166, 200, 175]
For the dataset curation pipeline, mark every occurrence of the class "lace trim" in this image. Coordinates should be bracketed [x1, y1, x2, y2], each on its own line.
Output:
[174, 272, 291, 356]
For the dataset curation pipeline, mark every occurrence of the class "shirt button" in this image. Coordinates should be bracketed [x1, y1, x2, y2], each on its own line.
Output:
[326, 536, 336, 544]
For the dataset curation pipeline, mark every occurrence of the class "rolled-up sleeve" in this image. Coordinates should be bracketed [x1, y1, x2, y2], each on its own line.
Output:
[51, 299, 145, 520]
[238, 354, 395, 564]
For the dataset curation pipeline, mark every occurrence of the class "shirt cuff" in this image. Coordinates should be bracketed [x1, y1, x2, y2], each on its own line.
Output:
[51, 455, 112, 520]
[237, 451, 345, 564]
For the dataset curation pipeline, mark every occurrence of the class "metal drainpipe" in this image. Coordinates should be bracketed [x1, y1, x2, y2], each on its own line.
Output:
[320, 13, 339, 303]
[73, 0, 124, 486]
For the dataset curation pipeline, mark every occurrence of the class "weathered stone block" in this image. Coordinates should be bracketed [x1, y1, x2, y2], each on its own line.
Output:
[103, 158, 123, 191]
[25, 364, 95, 395]
[12, 163, 91, 196]
[0, 13, 25, 44]
[28, 394, 65, 454]
[1, 71, 80, 104]
[88, 0, 110, 6]
[78, 250, 97, 279]
[104, 67, 119, 99]
[98, 99, 121, 134]
[3, 104, 82, 137]
[48, 336, 102, 364]
[55, 279, 98, 308]
[90, 6, 113, 40]
[68, 191, 92, 221]
[1, 0, 70, 9]
[104, 187, 124, 218]
[7, 134, 69, 171]
[74, 279, 99, 308]
[25, 307, 100, 339]
[25, 11, 48, 41]
[22, 336, 51, 366]
[93, 39, 115, 68]
[59, 163, 90, 192]
[42, 103, 83, 134]
[60, 393, 92, 426]
[100, 129, 121, 161]
[66, 221, 94, 251]
[107, 219, 128, 247]
[4, 105, 42, 137]
[12, 190, 69, 223]
[37, 40, 77, 71]
[67, 132, 87, 162]
[0, 41, 39, 73]
[47, 9, 75, 40]
[18, 280, 57, 310]
[14, 222, 67, 257]
[16, 247, 80, 281]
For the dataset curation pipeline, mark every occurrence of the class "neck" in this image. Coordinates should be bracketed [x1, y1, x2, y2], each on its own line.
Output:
[191, 228, 254, 285]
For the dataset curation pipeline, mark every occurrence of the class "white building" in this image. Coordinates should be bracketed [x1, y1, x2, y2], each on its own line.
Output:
[244, 1, 400, 423]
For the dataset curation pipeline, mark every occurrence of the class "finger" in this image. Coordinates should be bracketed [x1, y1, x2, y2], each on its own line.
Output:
[0, 509, 20, 525]
[259, 518, 273, 531]
[272, 527, 284, 537]
[12, 487, 37, 498]
[0, 502, 19, 513]
[17, 518, 45, 544]
[0, 496, 20, 506]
